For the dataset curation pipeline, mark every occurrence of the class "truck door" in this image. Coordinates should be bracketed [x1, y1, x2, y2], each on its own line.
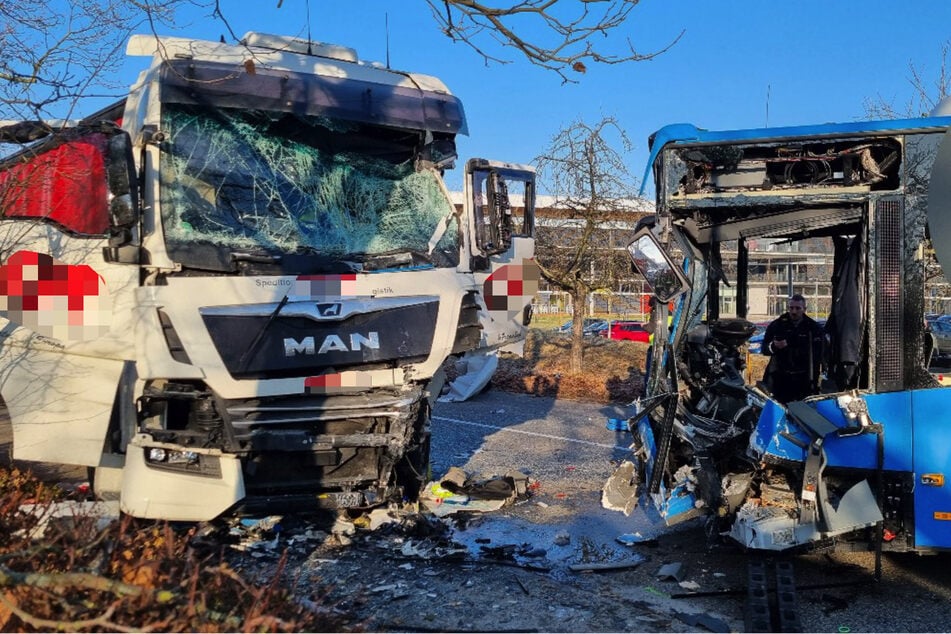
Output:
[464, 159, 540, 348]
[0, 121, 141, 466]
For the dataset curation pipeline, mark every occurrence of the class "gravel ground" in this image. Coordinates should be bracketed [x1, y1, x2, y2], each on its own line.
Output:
[6, 389, 951, 632]
[224, 389, 951, 632]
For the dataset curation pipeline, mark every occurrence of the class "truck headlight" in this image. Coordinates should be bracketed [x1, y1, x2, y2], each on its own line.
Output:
[144, 447, 220, 477]
[147, 447, 199, 465]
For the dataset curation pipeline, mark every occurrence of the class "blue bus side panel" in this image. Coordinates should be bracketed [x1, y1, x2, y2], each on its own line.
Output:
[912, 388, 951, 548]
[821, 392, 913, 472]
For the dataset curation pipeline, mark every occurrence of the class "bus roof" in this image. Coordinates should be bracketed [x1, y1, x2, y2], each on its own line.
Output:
[641, 116, 951, 196]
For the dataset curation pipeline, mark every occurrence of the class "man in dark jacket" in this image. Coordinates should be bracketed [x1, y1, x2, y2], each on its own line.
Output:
[762, 294, 824, 403]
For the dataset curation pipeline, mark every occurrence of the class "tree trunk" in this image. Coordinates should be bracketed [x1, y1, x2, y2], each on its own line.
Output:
[570, 288, 587, 373]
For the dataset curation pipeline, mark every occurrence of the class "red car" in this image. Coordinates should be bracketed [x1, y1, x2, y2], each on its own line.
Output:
[600, 320, 651, 342]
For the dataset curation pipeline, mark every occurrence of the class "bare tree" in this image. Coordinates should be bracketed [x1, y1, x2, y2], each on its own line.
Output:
[533, 116, 646, 372]
[863, 41, 951, 306]
[864, 39, 951, 119]
[2, 1, 678, 125]
[426, 0, 683, 83]
[0, 1, 189, 124]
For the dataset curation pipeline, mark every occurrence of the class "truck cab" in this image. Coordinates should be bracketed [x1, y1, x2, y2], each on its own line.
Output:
[0, 33, 538, 521]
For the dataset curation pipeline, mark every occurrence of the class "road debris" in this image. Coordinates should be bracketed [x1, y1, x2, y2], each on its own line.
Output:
[419, 467, 533, 517]
[657, 561, 686, 582]
[602, 459, 638, 515]
[568, 555, 646, 573]
[553, 530, 571, 546]
[18, 499, 120, 539]
[616, 531, 656, 546]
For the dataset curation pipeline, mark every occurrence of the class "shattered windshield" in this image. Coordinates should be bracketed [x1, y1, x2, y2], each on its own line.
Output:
[159, 104, 458, 269]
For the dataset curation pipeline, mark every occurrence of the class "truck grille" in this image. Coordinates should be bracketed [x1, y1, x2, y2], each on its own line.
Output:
[201, 298, 439, 379]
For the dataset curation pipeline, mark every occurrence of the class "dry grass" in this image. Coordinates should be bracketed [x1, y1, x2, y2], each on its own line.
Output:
[492, 329, 771, 404]
[493, 330, 649, 403]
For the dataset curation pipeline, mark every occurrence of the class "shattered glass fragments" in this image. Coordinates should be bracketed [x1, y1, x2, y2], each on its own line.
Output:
[159, 105, 457, 261]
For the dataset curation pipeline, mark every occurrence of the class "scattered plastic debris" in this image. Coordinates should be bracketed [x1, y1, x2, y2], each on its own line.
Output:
[419, 467, 532, 517]
[553, 531, 571, 546]
[616, 532, 656, 546]
[437, 351, 499, 402]
[569, 554, 646, 573]
[18, 500, 120, 539]
[606, 418, 630, 431]
[673, 610, 732, 633]
[356, 508, 402, 531]
[645, 586, 670, 598]
[657, 562, 686, 582]
[602, 460, 638, 516]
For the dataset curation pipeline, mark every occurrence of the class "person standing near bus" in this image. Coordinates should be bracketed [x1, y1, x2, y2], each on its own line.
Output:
[762, 294, 824, 403]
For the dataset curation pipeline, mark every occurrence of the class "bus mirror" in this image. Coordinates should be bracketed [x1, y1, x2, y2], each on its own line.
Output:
[627, 229, 689, 303]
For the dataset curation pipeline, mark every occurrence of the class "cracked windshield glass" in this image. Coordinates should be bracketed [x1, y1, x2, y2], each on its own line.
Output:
[159, 104, 458, 269]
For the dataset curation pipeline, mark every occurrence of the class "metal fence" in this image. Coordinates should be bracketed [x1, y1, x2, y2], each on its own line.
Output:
[533, 284, 833, 322]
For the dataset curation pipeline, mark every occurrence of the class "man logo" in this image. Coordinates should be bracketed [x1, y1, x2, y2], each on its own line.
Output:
[316, 303, 342, 317]
[284, 332, 380, 357]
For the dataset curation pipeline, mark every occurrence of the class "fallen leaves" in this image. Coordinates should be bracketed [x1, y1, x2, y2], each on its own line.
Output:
[491, 330, 647, 402]
[0, 469, 349, 632]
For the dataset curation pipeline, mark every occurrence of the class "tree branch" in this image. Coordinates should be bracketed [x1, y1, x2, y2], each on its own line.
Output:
[425, 0, 683, 82]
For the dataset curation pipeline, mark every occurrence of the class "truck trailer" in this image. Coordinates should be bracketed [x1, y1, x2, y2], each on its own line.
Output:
[0, 32, 538, 521]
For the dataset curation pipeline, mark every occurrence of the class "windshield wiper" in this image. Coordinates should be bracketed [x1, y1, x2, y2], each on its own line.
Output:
[231, 251, 282, 264]
[237, 294, 289, 373]
[230, 250, 363, 274]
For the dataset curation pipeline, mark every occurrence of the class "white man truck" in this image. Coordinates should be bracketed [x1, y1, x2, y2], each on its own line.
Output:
[0, 33, 538, 521]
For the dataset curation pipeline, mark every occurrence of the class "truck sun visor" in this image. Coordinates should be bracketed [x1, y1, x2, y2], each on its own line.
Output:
[159, 60, 468, 135]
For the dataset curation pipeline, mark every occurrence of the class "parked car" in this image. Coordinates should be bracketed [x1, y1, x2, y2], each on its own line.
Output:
[930, 318, 951, 358]
[746, 319, 831, 354]
[747, 332, 765, 354]
[600, 320, 651, 342]
[555, 317, 605, 333]
[746, 322, 770, 354]
[583, 320, 609, 336]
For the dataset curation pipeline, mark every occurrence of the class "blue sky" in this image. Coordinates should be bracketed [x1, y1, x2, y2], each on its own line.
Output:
[116, 1, 951, 194]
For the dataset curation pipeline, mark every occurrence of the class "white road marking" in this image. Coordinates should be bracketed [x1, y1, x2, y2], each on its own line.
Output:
[432, 415, 631, 451]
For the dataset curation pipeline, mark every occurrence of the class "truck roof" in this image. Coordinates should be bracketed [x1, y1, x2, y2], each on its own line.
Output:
[127, 32, 467, 135]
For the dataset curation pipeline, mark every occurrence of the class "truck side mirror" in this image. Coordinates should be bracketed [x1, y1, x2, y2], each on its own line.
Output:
[466, 159, 536, 268]
[627, 228, 689, 303]
[106, 131, 138, 230]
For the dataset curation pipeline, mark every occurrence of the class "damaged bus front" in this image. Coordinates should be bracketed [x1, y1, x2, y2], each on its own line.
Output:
[0, 33, 538, 521]
[606, 114, 951, 554]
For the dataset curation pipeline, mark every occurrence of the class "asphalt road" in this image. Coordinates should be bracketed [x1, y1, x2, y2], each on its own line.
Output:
[431, 389, 951, 633]
[5, 390, 951, 632]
